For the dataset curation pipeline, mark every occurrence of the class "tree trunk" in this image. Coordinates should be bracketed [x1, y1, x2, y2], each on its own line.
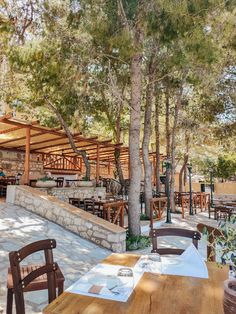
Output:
[165, 85, 171, 196]
[117, 0, 142, 236]
[128, 52, 142, 236]
[165, 86, 171, 159]
[170, 92, 183, 211]
[45, 98, 91, 179]
[179, 154, 189, 192]
[114, 104, 125, 191]
[114, 148, 125, 186]
[179, 133, 190, 192]
[142, 56, 155, 218]
[155, 92, 161, 193]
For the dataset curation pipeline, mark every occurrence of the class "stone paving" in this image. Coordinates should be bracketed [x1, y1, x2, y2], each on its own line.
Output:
[0, 201, 219, 313]
[0, 202, 110, 313]
[139, 211, 219, 258]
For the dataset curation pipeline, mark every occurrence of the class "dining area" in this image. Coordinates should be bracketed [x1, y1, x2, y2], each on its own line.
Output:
[68, 196, 128, 228]
[42, 252, 227, 314]
[4, 219, 233, 314]
[0, 176, 17, 197]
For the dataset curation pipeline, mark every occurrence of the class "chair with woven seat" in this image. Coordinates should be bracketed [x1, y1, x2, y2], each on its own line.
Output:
[150, 228, 201, 255]
[6, 239, 64, 314]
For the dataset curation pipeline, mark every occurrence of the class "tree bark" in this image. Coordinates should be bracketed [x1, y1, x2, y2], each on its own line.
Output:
[165, 85, 171, 196]
[45, 98, 91, 179]
[165, 85, 171, 159]
[114, 103, 125, 190]
[179, 133, 190, 192]
[128, 51, 142, 236]
[170, 91, 183, 211]
[155, 91, 161, 193]
[142, 56, 155, 218]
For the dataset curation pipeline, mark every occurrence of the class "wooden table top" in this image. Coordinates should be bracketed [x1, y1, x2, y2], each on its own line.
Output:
[43, 253, 227, 314]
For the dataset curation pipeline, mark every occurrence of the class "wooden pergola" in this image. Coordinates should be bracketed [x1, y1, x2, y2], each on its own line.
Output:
[0, 115, 163, 184]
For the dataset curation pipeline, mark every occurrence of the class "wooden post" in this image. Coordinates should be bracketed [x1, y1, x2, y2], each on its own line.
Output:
[96, 144, 100, 183]
[128, 154, 130, 179]
[153, 155, 156, 186]
[108, 157, 111, 176]
[24, 127, 31, 185]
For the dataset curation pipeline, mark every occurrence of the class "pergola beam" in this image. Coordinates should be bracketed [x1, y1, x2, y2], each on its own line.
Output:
[16, 132, 82, 149]
[0, 126, 23, 135]
[0, 131, 44, 145]
[31, 136, 99, 152]
[24, 127, 30, 184]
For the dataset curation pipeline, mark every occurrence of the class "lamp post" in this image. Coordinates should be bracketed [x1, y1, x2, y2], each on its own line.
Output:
[164, 158, 172, 223]
[187, 163, 193, 215]
[209, 169, 214, 208]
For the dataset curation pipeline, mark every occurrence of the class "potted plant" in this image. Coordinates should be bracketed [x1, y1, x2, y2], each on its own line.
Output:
[77, 176, 93, 187]
[204, 216, 236, 314]
[35, 173, 57, 188]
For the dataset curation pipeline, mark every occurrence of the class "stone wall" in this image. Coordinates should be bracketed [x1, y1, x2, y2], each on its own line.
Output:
[38, 186, 106, 202]
[0, 149, 44, 182]
[7, 185, 126, 252]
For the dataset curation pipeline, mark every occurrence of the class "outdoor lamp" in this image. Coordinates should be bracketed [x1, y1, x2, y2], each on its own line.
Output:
[164, 158, 171, 223]
[209, 168, 214, 208]
[187, 163, 193, 215]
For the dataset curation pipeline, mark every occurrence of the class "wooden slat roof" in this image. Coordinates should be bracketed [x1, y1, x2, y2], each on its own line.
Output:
[0, 115, 164, 163]
[0, 116, 122, 161]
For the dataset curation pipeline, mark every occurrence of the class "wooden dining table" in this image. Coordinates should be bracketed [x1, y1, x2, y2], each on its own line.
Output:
[43, 253, 227, 314]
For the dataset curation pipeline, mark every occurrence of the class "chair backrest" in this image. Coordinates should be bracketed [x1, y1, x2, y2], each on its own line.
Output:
[69, 197, 80, 207]
[84, 198, 95, 210]
[9, 239, 58, 314]
[150, 228, 201, 255]
[56, 177, 64, 187]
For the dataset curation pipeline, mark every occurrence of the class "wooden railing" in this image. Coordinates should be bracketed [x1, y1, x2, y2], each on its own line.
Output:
[175, 192, 211, 218]
[103, 201, 127, 228]
[43, 154, 82, 171]
[150, 197, 167, 228]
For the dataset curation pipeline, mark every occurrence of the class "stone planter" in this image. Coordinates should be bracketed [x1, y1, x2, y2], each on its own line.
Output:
[35, 180, 57, 188]
[224, 279, 236, 314]
[76, 181, 93, 187]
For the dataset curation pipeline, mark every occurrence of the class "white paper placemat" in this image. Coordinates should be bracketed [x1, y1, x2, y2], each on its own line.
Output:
[134, 244, 209, 279]
[67, 263, 143, 302]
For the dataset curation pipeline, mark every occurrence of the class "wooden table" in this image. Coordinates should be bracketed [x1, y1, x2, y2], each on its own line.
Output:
[43, 254, 227, 314]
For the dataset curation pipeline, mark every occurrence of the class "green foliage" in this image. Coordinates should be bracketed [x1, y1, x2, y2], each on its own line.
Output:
[38, 175, 54, 182]
[216, 155, 236, 180]
[82, 176, 90, 181]
[140, 213, 150, 221]
[196, 154, 236, 181]
[203, 215, 236, 267]
[126, 235, 151, 251]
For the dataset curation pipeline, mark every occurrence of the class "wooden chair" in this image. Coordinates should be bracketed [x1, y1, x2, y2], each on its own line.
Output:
[7, 239, 64, 314]
[6, 176, 16, 185]
[212, 205, 233, 221]
[83, 198, 103, 217]
[150, 228, 201, 255]
[56, 177, 64, 188]
[84, 198, 95, 213]
[69, 197, 81, 208]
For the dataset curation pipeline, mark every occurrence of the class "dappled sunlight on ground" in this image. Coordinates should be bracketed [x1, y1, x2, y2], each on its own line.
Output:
[0, 202, 110, 313]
